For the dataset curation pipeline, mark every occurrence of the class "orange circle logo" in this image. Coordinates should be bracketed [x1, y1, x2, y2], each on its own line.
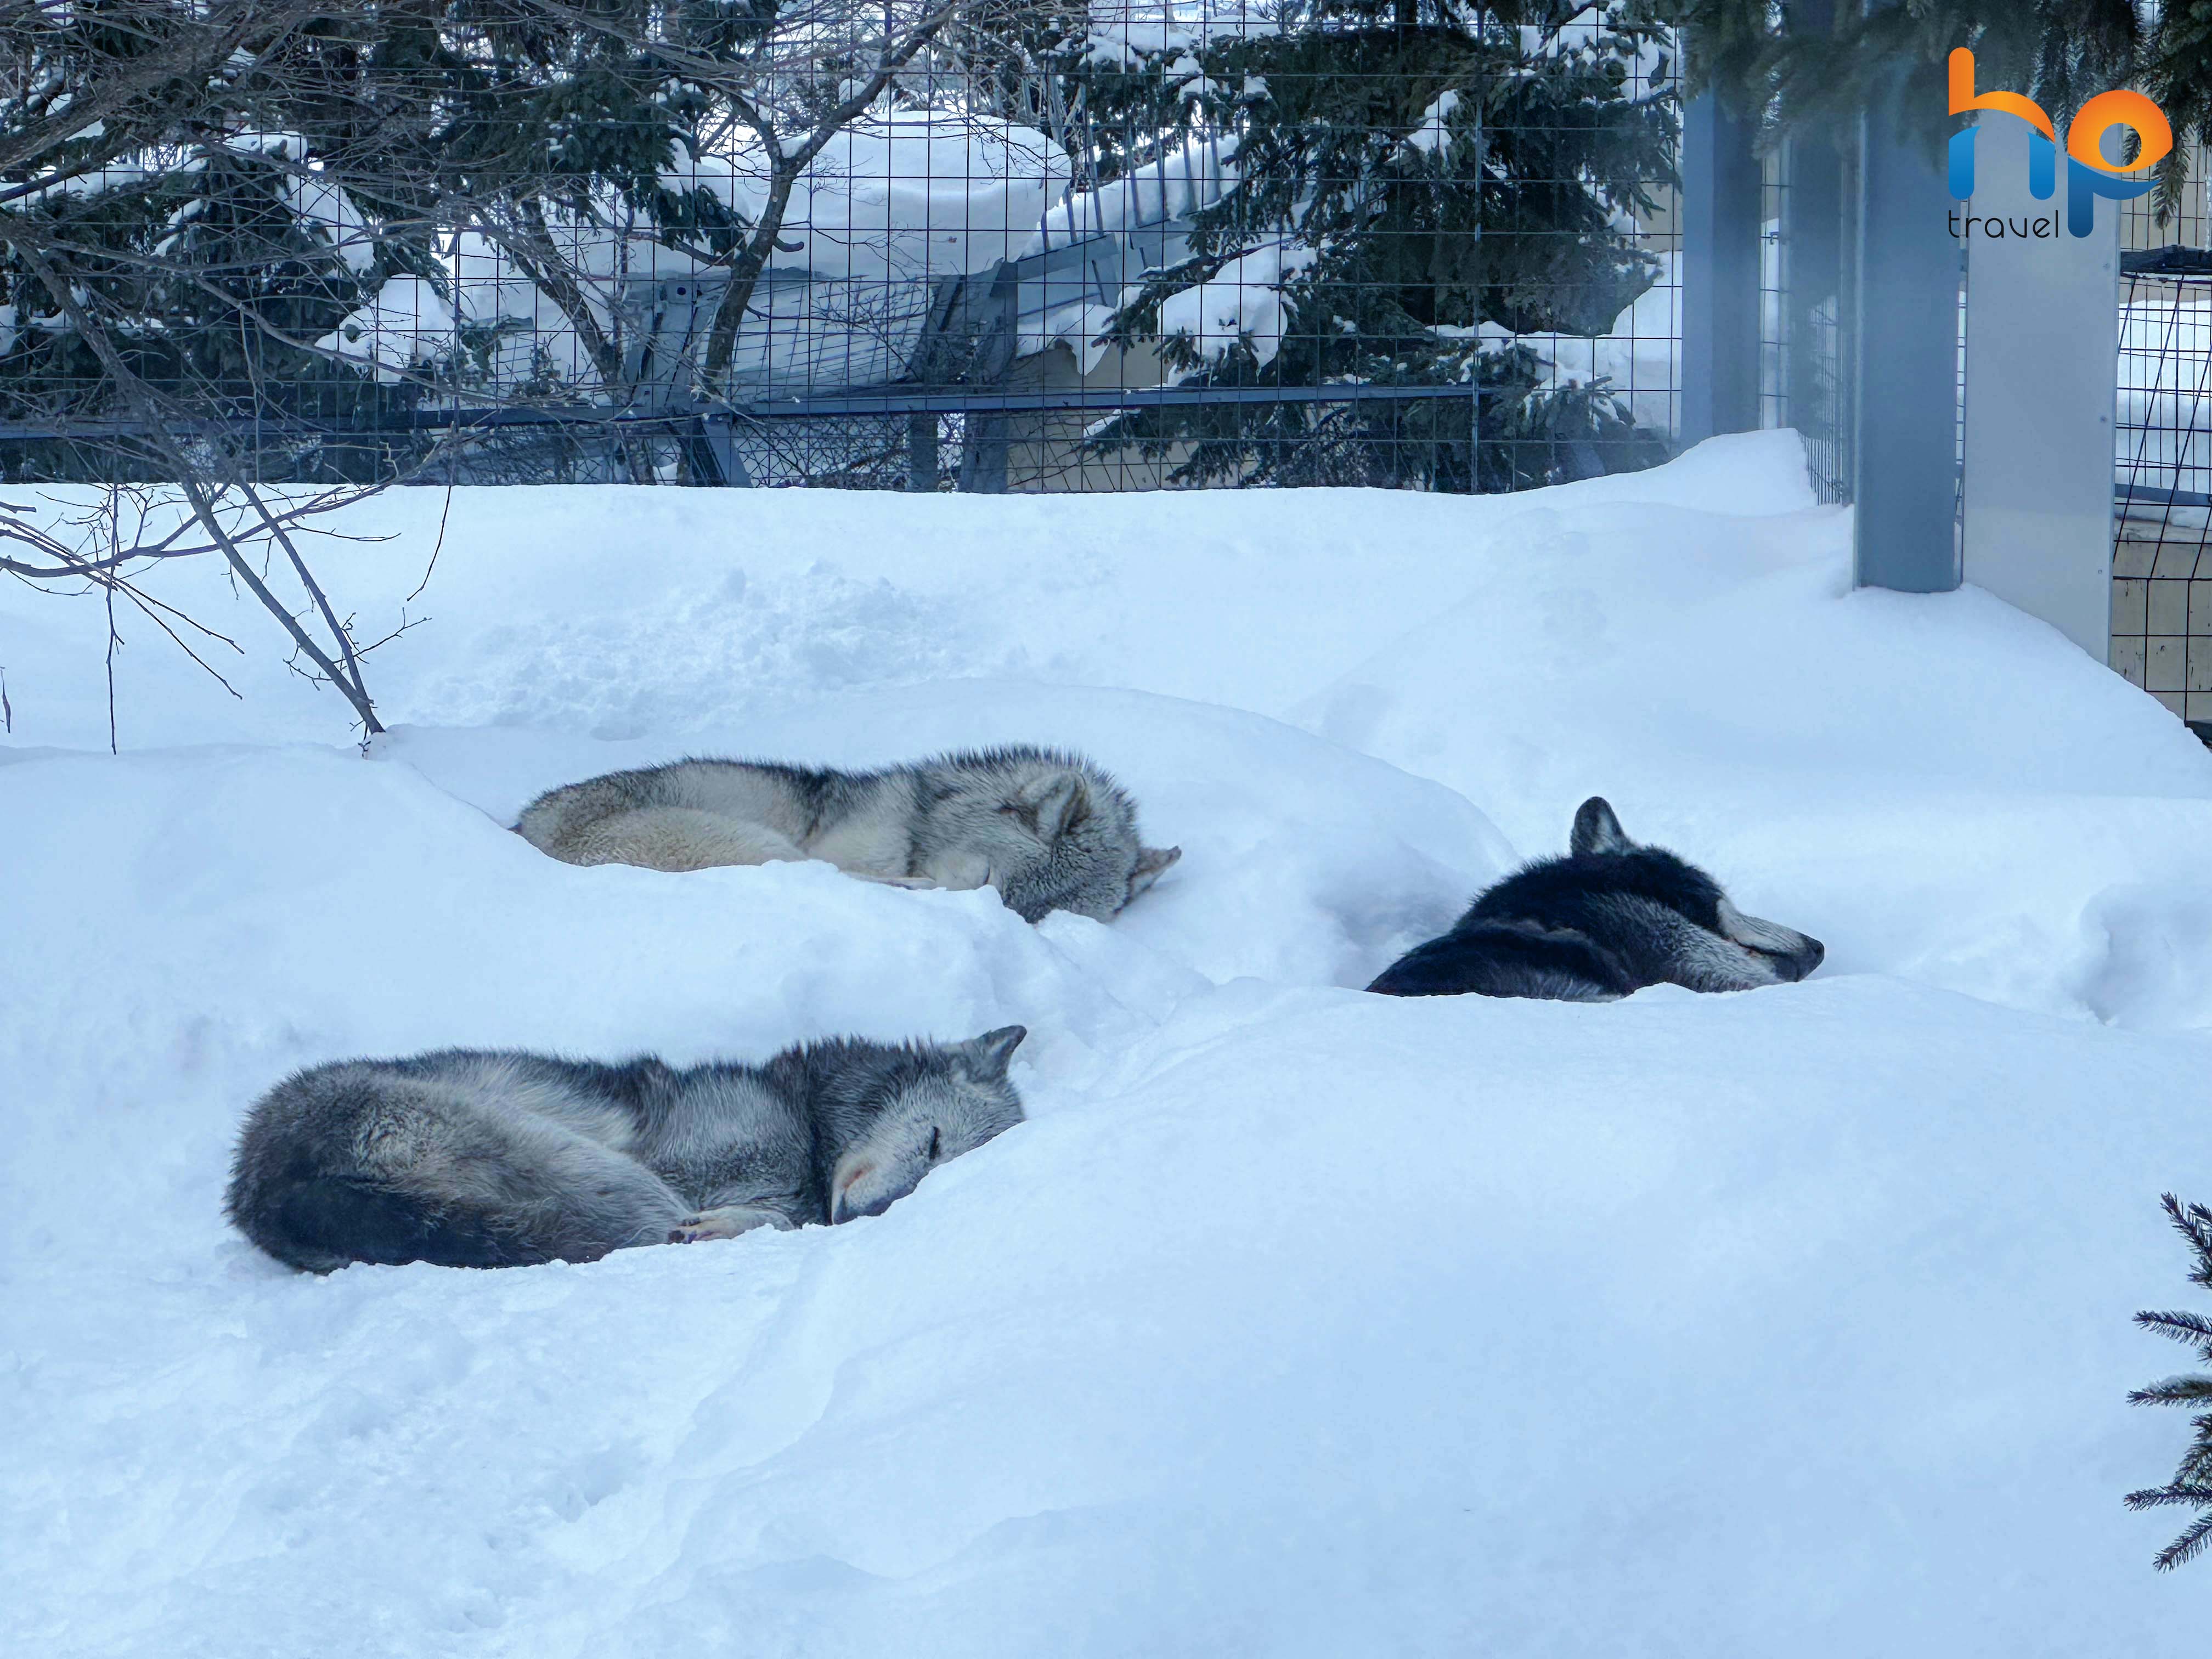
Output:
[2066, 90, 2172, 173]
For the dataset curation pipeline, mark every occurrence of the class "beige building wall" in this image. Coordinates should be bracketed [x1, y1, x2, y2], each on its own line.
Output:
[1002, 339, 1201, 493]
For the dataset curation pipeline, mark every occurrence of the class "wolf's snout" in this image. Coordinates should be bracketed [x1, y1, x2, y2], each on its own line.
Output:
[831, 1190, 896, 1225]
[1774, 936, 1824, 981]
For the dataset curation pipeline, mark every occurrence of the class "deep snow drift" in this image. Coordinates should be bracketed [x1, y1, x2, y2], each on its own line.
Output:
[3, 433, 2210, 1656]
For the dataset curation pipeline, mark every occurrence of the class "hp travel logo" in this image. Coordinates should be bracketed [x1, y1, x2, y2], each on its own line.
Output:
[1947, 47, 2171, 236]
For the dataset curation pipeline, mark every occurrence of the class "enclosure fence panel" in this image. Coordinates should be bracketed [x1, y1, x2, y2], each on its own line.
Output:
[2112, 174, 2212, 726]
[10, 0, 2203, 709]
[0, 4, 1684, 495]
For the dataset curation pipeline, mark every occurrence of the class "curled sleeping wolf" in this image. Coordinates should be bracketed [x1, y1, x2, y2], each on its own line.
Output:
[1367, 797, 1824, 1002]
[225, 1028, 1026, 1272]
[516, 746, 1180, 923]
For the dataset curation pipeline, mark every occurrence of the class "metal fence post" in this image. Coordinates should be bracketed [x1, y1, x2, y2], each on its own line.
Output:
[1958, 111, 2118, 658]
[1850, 71, 1962, 591]
[1778, 0, 1846, 487]
[1680, 92, 1763, 445]
[955, 264, 1019, 494]
[1781, 131, 1847, 477]
[907, 415, 940, 491]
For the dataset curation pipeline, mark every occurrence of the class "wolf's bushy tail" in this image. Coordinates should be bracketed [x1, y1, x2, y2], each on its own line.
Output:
[229, 1177, 554, 1274]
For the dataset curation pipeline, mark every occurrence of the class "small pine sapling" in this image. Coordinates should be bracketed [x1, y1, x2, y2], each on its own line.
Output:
[2125, 1193, 2212, 1570]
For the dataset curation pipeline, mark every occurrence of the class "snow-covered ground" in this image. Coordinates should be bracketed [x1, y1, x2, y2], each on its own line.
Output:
[3, 433, 2210, 1655]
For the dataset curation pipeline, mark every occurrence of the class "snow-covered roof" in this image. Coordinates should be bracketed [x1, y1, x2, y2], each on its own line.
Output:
[1020, 134, 1236, 258]
[318, 112, 1070, 396]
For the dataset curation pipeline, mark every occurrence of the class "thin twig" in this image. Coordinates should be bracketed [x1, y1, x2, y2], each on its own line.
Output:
[16, 247, 388, 735]
[239, 482, 376, 720]
[409, 480, 455, 604]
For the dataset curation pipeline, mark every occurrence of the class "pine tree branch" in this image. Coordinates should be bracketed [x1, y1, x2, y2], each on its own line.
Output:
[2129, 1191, 2212, 1571]
[2132, 1308, 2212, 1357]
[2129, 1375, 2212, 1407]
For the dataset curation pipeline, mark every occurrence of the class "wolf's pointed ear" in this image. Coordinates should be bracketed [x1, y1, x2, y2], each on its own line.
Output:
[1128, 844, 1181, 898]
[1570, 797, 1632, 857]
[1018, 772, 1090, 842]
[958, 1024, 1027, 1076]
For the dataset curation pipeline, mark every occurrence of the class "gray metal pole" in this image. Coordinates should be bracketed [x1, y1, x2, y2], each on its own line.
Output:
[907, 415, 940, 492]
[1958, 112, 2118, 657]
[1680, 92, 1764, 445]
[1849, 75, 1962, 591]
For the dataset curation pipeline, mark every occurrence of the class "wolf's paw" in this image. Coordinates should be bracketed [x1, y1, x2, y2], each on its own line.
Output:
[667, 1205, 780, 1245]
[850, 872, 938, 890]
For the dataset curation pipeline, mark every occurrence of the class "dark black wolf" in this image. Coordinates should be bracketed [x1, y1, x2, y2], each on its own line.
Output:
[1367, 797, 1824, 1002]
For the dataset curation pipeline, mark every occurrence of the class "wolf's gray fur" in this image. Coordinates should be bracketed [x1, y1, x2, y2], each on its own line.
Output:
[1365, 797, 1824, 1002]
[515, 746, 1180, 923]
[225, 1028, 1027, 1272]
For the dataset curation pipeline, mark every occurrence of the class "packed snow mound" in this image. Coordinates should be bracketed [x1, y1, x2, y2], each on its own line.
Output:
[13, 973, 2200, 1658]
[383, 680, 1512, 994]
[0, 699, 1491, 1228]
[5, 426, 2205, 1020]
[4, 432, 2212, 1655]
[0, 430, 1855, 749]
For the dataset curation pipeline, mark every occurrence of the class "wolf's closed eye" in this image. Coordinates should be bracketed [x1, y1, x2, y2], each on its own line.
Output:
[927, 1127, 941, 1163]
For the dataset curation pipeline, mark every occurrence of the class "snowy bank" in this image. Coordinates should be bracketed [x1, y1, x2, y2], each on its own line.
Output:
[3, 432, 2211, 1655]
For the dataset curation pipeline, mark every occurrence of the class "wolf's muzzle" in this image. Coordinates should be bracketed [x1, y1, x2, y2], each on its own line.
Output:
[1765, 936, 1824, 981]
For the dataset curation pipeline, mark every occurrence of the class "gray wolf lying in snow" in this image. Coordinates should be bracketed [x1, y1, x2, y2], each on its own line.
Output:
[515, 746, 1180, 923]
[1366, 797, 1823, 1002]
[225, 1028, 1026, 1272]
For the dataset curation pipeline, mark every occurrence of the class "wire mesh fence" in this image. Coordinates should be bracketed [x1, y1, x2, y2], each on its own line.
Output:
[2112, 172, 2211, 726]
[0, 2, 1686, 495]
[2113, 240, 2212, 724]
[8, 0, 2197, 583]
[1759, 136, 1853, 506]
